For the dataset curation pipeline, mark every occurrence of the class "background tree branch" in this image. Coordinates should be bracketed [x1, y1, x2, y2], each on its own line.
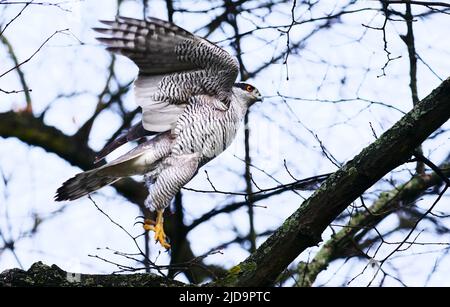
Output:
[3, 77, 449, 287]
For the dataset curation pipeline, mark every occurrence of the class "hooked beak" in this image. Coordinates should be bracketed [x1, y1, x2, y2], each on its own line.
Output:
[255, 94, 263, 102]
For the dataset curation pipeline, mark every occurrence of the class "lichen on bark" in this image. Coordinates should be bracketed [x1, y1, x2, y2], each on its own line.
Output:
[0, 261, 187, 287]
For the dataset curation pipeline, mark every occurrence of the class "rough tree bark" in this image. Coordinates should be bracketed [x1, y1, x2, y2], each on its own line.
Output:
[211, 77, 450, 286]
[0, 262, 186, 287]
[296, 159, 450, 287]
[1, 78, 450, 286]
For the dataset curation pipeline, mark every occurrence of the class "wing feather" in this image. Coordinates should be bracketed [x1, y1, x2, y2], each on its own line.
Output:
[94, 16, 239, 133]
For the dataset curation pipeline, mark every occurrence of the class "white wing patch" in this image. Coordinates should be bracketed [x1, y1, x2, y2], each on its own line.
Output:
[135, 75, 186, 132]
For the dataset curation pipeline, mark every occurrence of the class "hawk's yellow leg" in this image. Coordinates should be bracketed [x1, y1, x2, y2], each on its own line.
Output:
[143, 210, 171, 249]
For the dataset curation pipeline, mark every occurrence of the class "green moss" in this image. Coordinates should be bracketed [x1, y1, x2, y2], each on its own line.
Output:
[229, 265, 241, 275]
[347, 166, 358, 177]
[241, 261, 257, 272]
[213, 261, 258, 287]
[280, 216, 298, 234]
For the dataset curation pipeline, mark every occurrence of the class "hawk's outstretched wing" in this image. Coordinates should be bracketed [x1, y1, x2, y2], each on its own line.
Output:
[94, 16, 239, 133]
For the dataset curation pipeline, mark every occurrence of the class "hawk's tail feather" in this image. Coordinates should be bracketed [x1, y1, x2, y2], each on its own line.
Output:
[94, 122, 155, 164]
[55, 169, 120, 201]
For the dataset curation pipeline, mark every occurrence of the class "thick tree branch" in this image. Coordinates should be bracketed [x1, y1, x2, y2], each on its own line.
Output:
[211, 77, 450, 286]
[0, 262, 186, 287]
[296, 160, 450, 287]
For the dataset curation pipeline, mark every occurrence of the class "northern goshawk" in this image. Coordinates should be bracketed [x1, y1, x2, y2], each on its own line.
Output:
[55, 16, 262, 249]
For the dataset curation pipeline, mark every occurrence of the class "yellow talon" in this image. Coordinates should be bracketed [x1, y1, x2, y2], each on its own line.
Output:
[143, 210, 171, 249]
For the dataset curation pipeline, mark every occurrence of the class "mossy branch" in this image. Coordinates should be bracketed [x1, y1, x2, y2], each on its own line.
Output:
[0, 262, 186, 287]
[2, 76, 450, 286]
[211, 77, 450, 287]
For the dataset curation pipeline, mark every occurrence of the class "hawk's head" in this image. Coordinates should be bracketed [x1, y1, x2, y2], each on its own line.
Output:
[233, 83, 263, 105]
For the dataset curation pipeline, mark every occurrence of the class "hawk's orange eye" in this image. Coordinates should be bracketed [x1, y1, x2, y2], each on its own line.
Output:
[246, 85, 253, 92]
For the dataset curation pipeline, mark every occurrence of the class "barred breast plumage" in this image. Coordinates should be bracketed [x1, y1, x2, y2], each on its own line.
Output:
[145, 94, 248, 211]
[172, 96, 244, 160]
